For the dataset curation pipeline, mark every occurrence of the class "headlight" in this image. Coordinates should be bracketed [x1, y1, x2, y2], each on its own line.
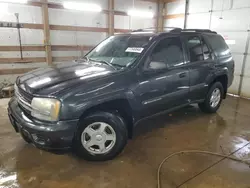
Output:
[31, 98, 61, 121]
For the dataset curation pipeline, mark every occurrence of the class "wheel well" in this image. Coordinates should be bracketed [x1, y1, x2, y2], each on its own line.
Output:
[79, 99, 134, 139]
[212, 75, 228, 98]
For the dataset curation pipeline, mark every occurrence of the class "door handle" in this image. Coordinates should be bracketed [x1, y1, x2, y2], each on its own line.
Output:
[179, 72, 187, 78]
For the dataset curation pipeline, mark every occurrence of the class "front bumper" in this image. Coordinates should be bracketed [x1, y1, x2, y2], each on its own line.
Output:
[8, 97, 79, 149]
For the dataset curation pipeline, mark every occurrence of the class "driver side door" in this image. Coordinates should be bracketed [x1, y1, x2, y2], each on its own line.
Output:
[133, 36, 190, 118]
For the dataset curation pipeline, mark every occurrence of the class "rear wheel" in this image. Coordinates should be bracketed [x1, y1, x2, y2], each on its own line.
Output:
[199, 82, 224, 113]
[73, 111, 128, 161]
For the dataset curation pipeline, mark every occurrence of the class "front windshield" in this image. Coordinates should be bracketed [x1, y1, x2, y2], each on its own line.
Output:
[86, 35, 152, 68]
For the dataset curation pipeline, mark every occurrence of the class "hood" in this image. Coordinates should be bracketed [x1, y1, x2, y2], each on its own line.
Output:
[17, 61, 115, 94]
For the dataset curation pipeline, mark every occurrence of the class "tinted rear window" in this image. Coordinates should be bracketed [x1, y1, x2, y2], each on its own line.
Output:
[203, 34, 230, 57]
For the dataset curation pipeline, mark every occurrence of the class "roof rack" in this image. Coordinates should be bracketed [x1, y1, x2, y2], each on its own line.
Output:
[132, 27, 182, 32]
[181, 29, 217, 34]
[131, 27, 217, 34]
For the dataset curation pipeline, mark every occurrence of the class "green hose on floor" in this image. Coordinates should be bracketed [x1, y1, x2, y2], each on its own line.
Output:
[157, 145, 250, 188]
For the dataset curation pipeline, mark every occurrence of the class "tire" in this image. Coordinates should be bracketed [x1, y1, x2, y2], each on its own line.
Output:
[73, 111, 128, 161]
[198, 82, 224, 113]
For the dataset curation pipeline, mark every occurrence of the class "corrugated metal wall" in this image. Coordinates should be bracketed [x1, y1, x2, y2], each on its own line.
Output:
[0, 0, 156, 84]
[165, 0, 250, 98]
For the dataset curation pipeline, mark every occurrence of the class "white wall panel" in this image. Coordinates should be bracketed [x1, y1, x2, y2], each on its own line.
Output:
[0, 51, 45, 58]
[243, 55, 250, 77]
[218, 32, 248, 53]
[130, 17, 155, 30]
[0, 3, 42, 23]
[164, 18, 184, 28]
[241, 78, 250, 98]
[50, 30, 76, 45]
[75, 32, 107, 46]
[189, 0, 211, 13]
[228, 75, 240, 94]
[186, 13, 210, 29]
[232, 54, 244, 76]
[49, 9, 107, 27]
[0, 28, 19, 45]
[51, 31, 106, 46]
[210, 9, 250, 31]
[166, 0, 185, 15]
[114, 15, 130, 29]
[1, 62, 47, 69]
[52, 51, 81, 57]
[20, 29, 44, 45]
[0, 28, 43, 46]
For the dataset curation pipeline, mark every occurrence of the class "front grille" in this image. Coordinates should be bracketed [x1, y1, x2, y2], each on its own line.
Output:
[14, 84, 32, 114]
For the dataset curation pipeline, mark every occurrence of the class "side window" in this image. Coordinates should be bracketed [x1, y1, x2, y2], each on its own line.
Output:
[201, 38, 212, 60]
[146, 37, 184, 70]
[186, 36, 204, 62]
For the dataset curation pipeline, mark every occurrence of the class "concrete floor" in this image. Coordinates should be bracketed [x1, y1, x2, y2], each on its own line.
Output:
[0, 96, 250, 188]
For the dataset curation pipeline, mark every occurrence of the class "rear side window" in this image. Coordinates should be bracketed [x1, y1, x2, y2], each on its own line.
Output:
[203, 34, 230, 56]
[186, 36, 204, 62]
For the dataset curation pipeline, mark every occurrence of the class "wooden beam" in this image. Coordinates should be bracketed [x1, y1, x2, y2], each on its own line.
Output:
[114, 29, 131, 33]
[51, 45, 93, 51]
[22, 23, 43, 29]
[108, 0, 115, 36]
[52, 56, 78, 62]
[164, 13, 185, 19]
[41, 0, 52, 65]
[0, 45, 94, 51]
[49, 25, 108, 32]
[0, 46, 44, 51]
[0, 68, 37, 75]
[0, 57, 46, 63]
[140, 0, 180, 2]
[156, 0, 165, 32]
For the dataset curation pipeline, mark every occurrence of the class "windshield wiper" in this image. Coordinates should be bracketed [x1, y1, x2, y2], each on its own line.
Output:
[89, 58, 117, 70]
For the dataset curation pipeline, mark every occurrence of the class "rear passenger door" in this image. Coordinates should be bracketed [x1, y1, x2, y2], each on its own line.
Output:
[183, 34, 216, 101]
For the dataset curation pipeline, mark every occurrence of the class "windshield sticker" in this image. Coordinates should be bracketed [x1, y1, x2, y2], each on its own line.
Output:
[125, 47, 144, 53]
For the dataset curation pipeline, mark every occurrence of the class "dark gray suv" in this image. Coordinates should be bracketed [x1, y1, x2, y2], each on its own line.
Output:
[8, 28, 234, 161]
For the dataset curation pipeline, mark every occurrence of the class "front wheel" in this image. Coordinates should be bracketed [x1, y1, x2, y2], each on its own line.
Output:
[198, 82, 224, 113]
[73, 112, 128, 161]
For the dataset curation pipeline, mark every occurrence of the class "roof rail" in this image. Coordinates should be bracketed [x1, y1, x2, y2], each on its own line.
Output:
[131, 28, 217, 34]
[181, 29, 217, 34]
[132, 27, 182, 32]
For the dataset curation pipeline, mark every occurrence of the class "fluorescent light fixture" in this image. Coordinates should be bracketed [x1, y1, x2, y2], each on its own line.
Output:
[63, 2, 102, 12]
[0, 0, 27, 3]
[127, 9, 154, 18]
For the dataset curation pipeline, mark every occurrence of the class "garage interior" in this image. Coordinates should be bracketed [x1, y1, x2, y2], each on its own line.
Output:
[0, 0, 250, 187]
